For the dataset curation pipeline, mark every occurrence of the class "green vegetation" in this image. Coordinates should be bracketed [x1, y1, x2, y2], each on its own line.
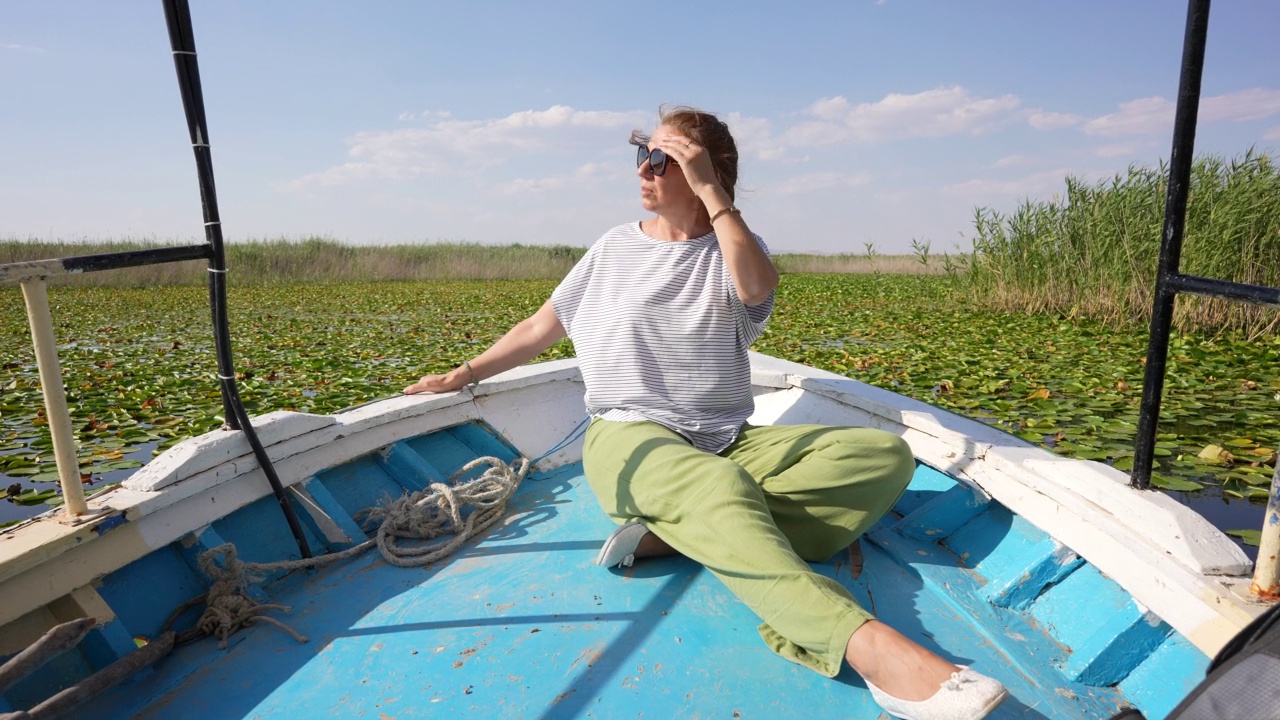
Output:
[0, 238, 589, 286]
[958, 150, 1280, 338]
[2, 276, 1276, 537]
[0, 235, 940, 284]
[772, 253, 943, 275]
[756, 276, 1278, 500]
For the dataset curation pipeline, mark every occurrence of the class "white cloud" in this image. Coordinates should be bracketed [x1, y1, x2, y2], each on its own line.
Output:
[723, 113, 782, 160]
[1083, 96, 1172, 136]
[2, 43, 45, 53]
[1026, 110, 1082, 130]
[398, 110, 452, 122]
[1093, 142, 1146, 158]
[280, 162, 388, 190]
[282, 105, 650, 191]
[497, 176, 567, 195]
[1083, 88, 1280, 136]
[782, 86, 1022, 147]
[768, 172, 872, 196]
[1202, 88, 1280, 123]
[871, 188, 924, 204]
[495, 162, 625, 195]
[992, 154, 1036, 168]
[942, 168, 1073, 199]
[1265, 126, 1280, 141]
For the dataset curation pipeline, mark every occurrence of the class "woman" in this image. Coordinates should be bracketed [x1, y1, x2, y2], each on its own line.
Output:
[405, 106, 1008, 720]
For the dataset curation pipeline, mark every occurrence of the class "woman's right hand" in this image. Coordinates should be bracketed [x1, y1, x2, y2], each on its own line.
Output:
[403, 369, 467, 395]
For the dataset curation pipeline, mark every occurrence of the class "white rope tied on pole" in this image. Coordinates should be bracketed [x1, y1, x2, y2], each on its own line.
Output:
[192, 455, 529, 647]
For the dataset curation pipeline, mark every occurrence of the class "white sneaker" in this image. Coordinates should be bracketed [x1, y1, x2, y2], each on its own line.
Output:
[866, 666, 1008, 720]
[594, 520, 650, 567]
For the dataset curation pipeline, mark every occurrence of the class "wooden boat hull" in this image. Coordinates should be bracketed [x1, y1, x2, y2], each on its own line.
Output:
[0, 354, 1268, 719]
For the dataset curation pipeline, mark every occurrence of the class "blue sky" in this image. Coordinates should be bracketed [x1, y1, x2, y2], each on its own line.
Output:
[3, 1, 1278, 255]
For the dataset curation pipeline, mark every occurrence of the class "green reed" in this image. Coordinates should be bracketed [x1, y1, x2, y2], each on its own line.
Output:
[959, 150, 1280, 338]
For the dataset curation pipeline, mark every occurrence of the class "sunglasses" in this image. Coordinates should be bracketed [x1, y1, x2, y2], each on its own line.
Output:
[635, 144, 677, 176]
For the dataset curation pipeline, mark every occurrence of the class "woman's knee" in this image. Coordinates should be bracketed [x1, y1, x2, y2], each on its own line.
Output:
[827, 428, 915, 485]
[878, 432, 916, 490]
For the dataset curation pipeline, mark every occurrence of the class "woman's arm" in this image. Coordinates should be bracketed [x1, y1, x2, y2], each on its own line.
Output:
[403, 298, 567, 394]
[697, 184, 778, 306]
[653, 134, 779, 306]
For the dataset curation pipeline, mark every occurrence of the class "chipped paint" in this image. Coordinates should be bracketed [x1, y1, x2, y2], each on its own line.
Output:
[91, 514, 129, 536]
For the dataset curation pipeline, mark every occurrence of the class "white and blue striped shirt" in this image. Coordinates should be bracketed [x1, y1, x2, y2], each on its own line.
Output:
[551, 222, 774, 453]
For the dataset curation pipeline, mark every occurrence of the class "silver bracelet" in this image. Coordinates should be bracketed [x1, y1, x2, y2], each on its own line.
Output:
[462, 360, 479, 388]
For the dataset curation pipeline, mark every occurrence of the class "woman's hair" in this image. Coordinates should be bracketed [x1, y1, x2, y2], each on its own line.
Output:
[630, 105, 739, 202]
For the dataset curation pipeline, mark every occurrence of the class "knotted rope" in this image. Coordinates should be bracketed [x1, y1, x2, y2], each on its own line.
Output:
[362, 455, 529, 567]
[181, 455, 529, 648]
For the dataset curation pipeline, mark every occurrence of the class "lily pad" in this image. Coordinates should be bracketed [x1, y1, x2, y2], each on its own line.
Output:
[1225, 529, 1262, 547]
[10, 488, 58, 506]
[1149, 475, 1204, 492]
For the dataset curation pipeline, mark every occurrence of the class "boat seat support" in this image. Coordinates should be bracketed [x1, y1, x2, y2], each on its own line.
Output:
[288, 480, 368, 551]
[1064, 602, 1172, 686]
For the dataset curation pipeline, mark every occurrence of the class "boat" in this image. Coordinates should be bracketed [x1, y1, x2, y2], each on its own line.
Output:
[2, 1, 1277, 718]
[0, 352, 1272, 719]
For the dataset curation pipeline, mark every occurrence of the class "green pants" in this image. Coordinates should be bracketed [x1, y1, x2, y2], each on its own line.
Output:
[582, 419, 915, 677]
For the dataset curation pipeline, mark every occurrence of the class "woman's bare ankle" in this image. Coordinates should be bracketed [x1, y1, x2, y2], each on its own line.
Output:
[845, 620, 958, 701]
[636, 531, 679, 558]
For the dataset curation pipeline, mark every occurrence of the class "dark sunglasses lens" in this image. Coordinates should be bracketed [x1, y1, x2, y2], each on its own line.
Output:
[650, 149, 667, 175]
[635, 144, 668, 175]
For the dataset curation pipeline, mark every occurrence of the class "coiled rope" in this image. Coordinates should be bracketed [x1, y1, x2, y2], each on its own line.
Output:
[177, 455, 529, 648]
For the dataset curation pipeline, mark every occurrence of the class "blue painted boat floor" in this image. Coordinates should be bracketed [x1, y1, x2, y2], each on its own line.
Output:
[83, 463, 1101, 719]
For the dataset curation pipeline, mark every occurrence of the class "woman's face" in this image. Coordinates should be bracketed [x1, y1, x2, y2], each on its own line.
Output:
[638, 124, 698, 215]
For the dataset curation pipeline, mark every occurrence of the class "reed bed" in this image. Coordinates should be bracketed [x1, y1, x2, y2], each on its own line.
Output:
[960, 150, 1280, 337]
[0, 237, 933, 286]
[0, 238, 588, 286]
[773, 253, 943, 275]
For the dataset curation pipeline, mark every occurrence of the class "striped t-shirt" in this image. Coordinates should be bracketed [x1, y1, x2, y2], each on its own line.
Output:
[551, 222, 774, 453]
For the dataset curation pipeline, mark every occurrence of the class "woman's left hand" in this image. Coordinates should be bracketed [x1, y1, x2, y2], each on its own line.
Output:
[654, 133, 721, 199]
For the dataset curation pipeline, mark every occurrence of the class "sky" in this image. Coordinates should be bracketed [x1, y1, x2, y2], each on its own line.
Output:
[3, 1, 1279, 256]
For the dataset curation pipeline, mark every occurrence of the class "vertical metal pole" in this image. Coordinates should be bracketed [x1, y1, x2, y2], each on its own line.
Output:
[162, 0, 239, 430]
[1131, 0, 1211, 489]
[1252, 448, 1280, 599]
[19, 279, 90, 518]
[162, 0, 312, 558]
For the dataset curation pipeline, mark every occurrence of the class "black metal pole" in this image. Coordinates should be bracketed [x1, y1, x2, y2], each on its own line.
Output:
[161, 0, 312, 558]
[1131, 0, 1211, 490]
[0, 244, 210, 284]
[160, 0, 237, 429]
[1170, 274, 1280, 308]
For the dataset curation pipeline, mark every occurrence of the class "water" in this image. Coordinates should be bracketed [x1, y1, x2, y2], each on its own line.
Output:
[1, 440, 158, 527]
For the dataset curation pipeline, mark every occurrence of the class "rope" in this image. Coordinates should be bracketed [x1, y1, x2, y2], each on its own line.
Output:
[363, 455, 529, 567]
[186, 455, 528, 648]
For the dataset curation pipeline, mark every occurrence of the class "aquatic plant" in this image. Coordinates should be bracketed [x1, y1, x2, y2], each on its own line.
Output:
[961, 150, 1280, 338]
